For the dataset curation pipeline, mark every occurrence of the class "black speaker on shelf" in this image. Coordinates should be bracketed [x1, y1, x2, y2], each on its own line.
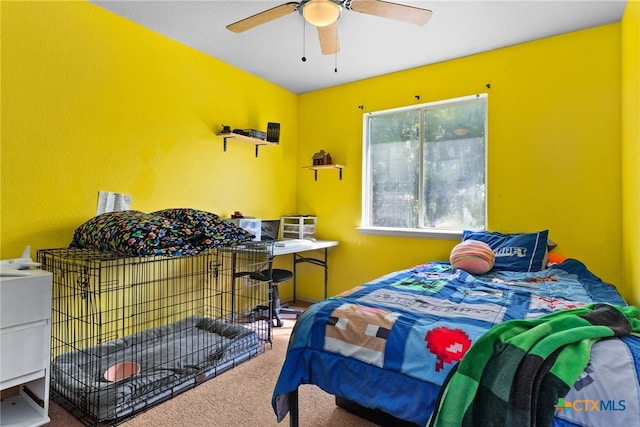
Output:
[267, 122, 280, 144]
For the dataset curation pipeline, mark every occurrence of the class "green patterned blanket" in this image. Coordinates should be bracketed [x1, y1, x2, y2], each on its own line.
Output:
[428, 303, 640, 427]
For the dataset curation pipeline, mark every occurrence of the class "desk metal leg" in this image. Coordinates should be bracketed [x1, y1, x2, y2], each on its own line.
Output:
[289, 388, 299, 427]
[293, 253, 297, 303]
[292, 248, 329, 301]
[323, 248, 328, 299]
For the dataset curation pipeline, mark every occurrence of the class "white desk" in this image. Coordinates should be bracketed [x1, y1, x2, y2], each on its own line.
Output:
[273, 240, 339, 301]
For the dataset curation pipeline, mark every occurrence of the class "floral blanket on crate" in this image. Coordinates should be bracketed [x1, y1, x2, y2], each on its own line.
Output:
[70, 208, 254, 257]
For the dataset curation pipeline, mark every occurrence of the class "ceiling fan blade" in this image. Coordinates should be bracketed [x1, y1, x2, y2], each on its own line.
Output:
[349, 0, 432, 26]
[227, 2, 299, 33]
[317, 22, 340, 55]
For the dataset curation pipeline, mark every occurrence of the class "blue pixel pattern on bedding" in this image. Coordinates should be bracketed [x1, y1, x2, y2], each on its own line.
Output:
[272, 259, 630, 426]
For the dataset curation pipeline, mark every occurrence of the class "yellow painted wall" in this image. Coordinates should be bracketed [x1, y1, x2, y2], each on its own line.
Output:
[296, 24, 623, 301]
[621, 0, 640, 306]
[1, 2, 632, 305]
[1, 2, 298, 257]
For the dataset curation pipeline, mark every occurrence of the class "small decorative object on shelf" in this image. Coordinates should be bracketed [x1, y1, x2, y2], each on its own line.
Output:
[231, 129, 266, 140]
[312, 150, 332, 165]
[267, 122, 280, 144]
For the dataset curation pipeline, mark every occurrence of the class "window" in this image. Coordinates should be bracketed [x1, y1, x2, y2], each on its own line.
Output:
[361, 94, 487, 237]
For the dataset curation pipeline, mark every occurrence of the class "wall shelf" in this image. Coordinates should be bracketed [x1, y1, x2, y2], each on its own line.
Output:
[303, 164, 345, 181]
[217, 132, 277, 157]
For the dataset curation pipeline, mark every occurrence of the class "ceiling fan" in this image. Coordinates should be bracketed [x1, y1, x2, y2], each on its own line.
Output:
[226, 0, 433, 55]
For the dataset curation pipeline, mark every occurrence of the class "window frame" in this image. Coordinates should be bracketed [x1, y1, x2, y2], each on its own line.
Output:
[358, 93, 488, 239]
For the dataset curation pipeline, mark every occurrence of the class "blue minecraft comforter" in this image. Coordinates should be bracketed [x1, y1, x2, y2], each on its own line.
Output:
[272, 259, 640, 427]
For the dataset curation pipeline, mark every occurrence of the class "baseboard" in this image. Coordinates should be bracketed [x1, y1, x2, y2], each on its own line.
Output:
[281, 297, 319, 305]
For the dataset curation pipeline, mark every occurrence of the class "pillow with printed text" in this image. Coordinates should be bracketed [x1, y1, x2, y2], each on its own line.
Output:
[461, 229, 549, 272]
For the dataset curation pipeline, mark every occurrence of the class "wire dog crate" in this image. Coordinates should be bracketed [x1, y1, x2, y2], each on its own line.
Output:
[37, 243, 273, 426]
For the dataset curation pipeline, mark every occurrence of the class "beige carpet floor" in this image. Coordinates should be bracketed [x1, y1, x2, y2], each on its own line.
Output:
[46, 317, 381, 427]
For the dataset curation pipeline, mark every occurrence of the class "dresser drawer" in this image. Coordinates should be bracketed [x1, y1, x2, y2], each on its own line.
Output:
[0, 270, 52, 329]
[0, 322, 50, 382]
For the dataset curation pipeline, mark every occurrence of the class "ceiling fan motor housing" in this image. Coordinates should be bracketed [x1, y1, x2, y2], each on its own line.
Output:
[299, 0, 344, 27]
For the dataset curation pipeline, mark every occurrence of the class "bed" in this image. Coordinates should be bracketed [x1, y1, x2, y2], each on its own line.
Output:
[271, 230, 640, 427]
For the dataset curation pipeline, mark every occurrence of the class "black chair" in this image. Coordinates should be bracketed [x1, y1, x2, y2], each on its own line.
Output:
[264, 268, 302, 327]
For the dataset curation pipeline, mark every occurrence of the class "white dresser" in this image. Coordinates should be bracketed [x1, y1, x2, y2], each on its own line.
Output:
[0, 270, 53, 427]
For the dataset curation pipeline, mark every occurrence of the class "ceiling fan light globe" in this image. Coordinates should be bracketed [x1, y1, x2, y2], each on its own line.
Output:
[303, 0, 341, 27]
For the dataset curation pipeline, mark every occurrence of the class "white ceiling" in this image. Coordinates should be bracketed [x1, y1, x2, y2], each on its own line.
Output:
[91, 0, 627, 94]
